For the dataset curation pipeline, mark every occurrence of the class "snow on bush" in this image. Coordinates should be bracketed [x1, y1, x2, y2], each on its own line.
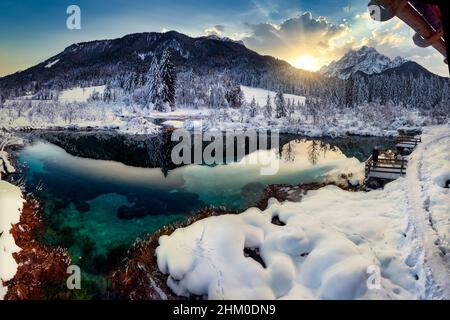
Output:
[118, 116, 160, 135]
[0, 181, 24, 300]
[156, 125, 450, 299]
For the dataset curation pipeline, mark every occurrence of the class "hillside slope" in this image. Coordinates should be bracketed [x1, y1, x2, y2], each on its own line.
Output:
[0, 31, 317, 94]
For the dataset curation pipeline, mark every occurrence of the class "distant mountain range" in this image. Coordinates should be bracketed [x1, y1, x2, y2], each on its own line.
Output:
[0, 31, 443, 95]
[319, 46, 437, 79]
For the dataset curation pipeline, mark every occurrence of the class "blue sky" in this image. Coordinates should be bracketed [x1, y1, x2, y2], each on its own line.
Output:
[0, 0, 448, 77]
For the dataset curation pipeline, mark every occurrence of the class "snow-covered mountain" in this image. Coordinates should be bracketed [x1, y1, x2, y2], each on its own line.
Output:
[0, 31, 316, 93]
[319, 46, 408, 79]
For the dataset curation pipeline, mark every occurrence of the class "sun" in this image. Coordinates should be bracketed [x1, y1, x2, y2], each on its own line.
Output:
[290, 55, 318, 71]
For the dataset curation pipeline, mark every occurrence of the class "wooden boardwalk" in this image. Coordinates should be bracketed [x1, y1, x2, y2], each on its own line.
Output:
[365, 154, 408, 181]
[395, 134, 421, 155]
[365, 130, 421, 189]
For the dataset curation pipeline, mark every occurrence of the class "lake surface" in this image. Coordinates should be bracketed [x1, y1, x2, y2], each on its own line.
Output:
[15, 131, 394, 296]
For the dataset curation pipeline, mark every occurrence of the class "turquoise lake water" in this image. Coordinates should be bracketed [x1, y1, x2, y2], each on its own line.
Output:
[16, 133, 393, 296]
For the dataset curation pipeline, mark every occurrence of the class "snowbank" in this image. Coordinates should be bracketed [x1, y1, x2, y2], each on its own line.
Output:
[0, 181, 24, 300]
[59, 85, 106, 103]
[156, 125, 450, 299]
[156, 185, 415, 299]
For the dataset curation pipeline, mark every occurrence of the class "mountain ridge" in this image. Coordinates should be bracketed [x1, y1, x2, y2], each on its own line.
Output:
[0, 30, 317, 94]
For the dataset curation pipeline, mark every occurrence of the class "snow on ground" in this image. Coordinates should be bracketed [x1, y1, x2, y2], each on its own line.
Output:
[0, 98, 164, 135]
[241, 85, 306, 106]
[59, 85, 106, 103]
[0, 180, 24, 300]
[403, 125, 450, 298]
[44, 59, 60, 68]
[178, 86, 422, 137]
[156, 125, 450, 300]
[0, 84, 437, 138]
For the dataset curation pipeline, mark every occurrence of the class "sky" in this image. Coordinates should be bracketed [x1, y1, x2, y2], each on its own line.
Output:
[0, 0, 448, 77]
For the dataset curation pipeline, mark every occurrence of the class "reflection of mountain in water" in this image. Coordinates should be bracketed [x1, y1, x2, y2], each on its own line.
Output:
[34, 131, 395, 171]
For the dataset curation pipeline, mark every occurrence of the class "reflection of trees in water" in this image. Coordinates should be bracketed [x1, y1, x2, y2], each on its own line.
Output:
[306, 140, 337, 165]
[284, 142, 295, 162]
[308, 140, 320, 165]
[280, 139, 339, 165]
[147, 131, 175, 177]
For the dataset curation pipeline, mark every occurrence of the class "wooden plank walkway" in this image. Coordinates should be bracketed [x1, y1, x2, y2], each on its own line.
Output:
[365, 155, 407, 181]
[395, 135, 421, 154]
[365, 130, 421, 189]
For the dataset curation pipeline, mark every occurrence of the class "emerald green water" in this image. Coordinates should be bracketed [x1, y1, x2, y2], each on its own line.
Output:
[16, 133, 393, 297]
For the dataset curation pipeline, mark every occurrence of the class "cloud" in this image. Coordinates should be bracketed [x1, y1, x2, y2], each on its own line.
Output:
[244, 12, 347, 48]
[242, 12, 350, 69]
[204, 25, 225, 36]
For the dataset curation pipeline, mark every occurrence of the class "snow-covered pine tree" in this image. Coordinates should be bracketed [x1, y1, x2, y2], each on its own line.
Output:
[156, 48, 177, 112]
[264, 93, 272, 118]
[248, 97, 257, 118]
[274, 89, 286, 118]
[123, 72, 135, 93]
[103, 84, 112, 103]
[287, 98, 295, 121]
[225, 82, 244, 109]
[145, 57, 160, 108]
[238, 88, 244, 109]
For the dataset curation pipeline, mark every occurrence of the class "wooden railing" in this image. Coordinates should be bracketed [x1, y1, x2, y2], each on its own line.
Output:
[365, 154, 408, 179]
[395, 134, 421, 145]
